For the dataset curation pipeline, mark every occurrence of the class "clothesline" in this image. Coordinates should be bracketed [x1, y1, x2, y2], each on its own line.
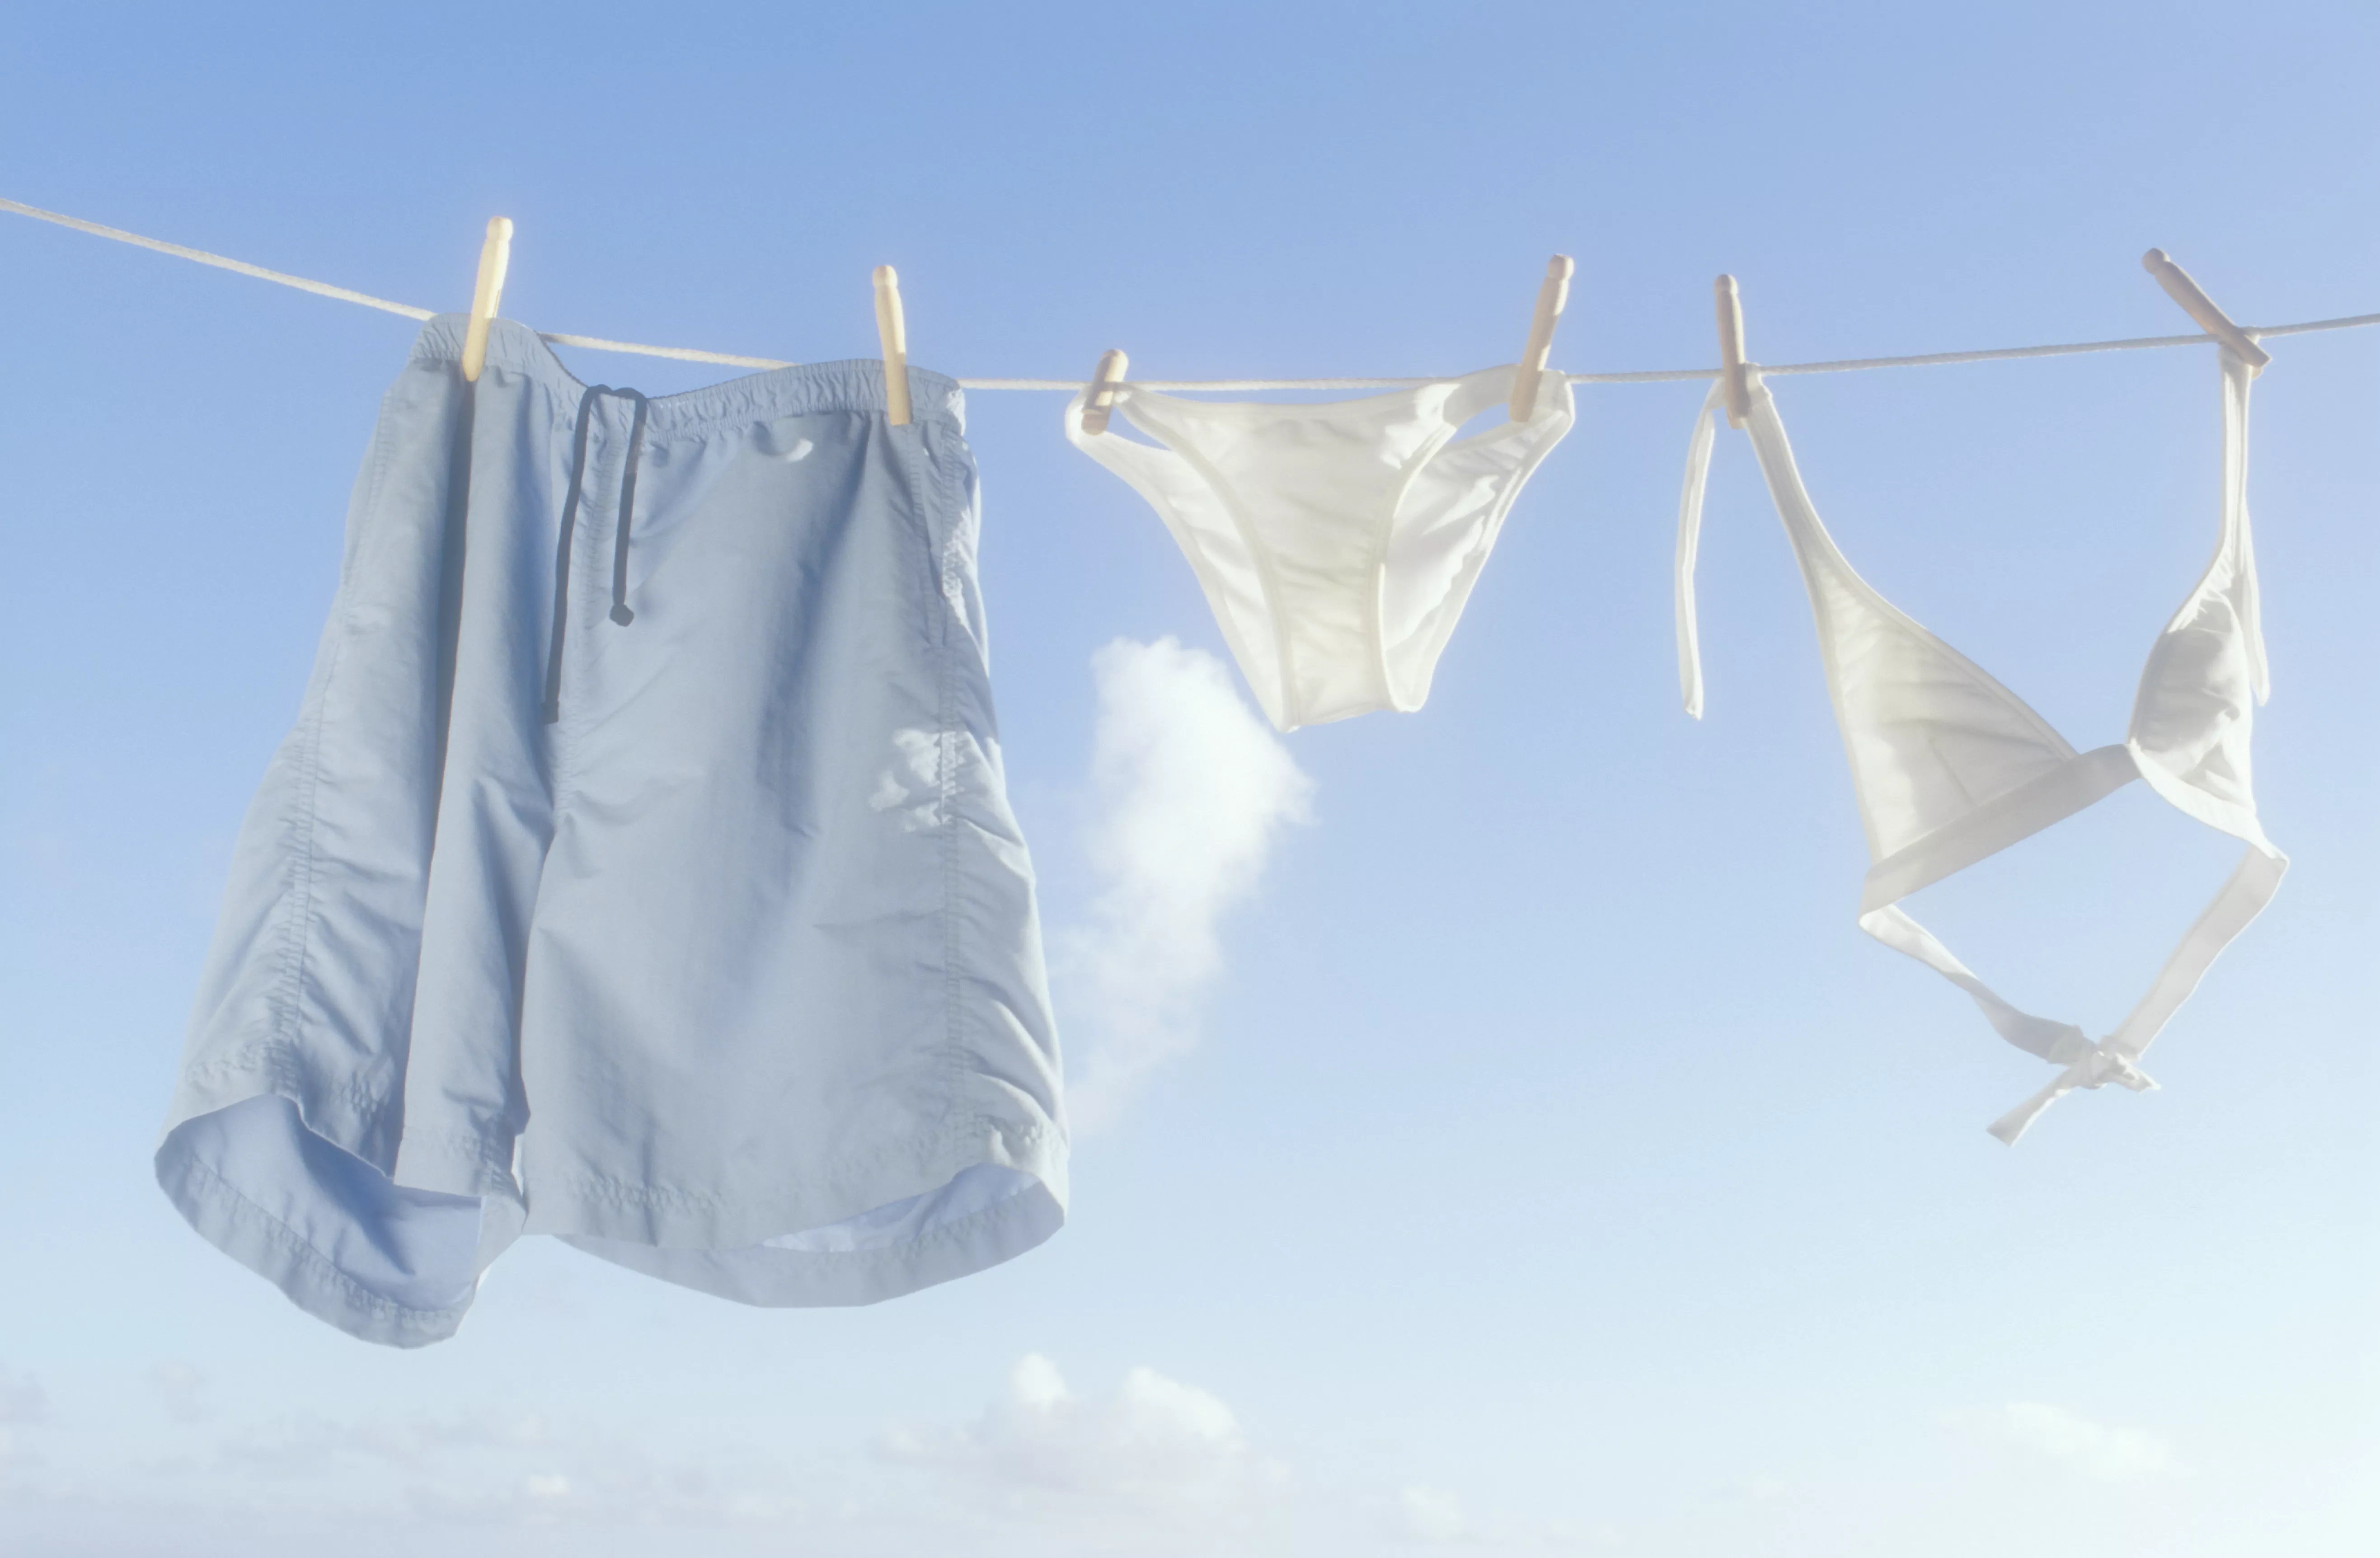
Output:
[8, 194, 2378, 389]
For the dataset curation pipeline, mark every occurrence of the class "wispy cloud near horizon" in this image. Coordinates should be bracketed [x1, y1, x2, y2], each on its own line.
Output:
[878, 1352, 1288, 1515]
[1949, 1401, 2175, 1481]
[1055, 638, 1313, 1132]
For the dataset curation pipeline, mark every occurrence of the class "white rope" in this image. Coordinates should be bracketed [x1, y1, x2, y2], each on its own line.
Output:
[8, 195, 2377, 390]
[1746, 316, 2380, 378]
[1, 196, 436, 321]
[537, 332, 793, 370]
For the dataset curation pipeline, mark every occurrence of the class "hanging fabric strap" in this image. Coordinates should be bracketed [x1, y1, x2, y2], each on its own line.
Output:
[1979, 845, 2284, 1141]
[1671, 358, 2286, 1141]
[1672, 379, 1726, 719]
[542, 383, 650, 724]
[1987, 349, 2287, 1140]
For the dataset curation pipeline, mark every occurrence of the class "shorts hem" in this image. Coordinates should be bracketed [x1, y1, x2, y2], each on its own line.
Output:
[154, 1140, 472, 1349]
[519, 1113, 1065, 1248]
[559, 1171, 1066, 1308]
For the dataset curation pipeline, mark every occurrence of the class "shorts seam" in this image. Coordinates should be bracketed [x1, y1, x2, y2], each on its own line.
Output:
[171, 1066, 393, 1154]
[402, 1124, 515, 1182]
[168, 1150, 465, 1333]
[936, 450, 963, 1117]
[719, 1168, 1055, 1267]
[258, 371, 442, 1079]
[267, 600, 343, 1063]
[929, 427, 968, 1129]
[426, 320, 962, 435]
[541, 1109, 1031, 1220]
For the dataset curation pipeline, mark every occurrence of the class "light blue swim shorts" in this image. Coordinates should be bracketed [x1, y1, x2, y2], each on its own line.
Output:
[157, 317, 1068, 1346]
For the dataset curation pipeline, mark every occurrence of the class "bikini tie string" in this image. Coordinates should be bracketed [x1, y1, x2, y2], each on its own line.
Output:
[2076, 1047, 2156, 1093]
[541, 382, 650, 725]
[1989, 1042, 2157, 1144]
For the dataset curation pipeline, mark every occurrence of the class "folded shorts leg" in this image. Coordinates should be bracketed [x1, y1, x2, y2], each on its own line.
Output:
[157, 323, 529, 1347]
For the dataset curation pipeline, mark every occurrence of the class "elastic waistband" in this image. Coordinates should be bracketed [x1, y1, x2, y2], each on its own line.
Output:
[409, 315, 965, 435]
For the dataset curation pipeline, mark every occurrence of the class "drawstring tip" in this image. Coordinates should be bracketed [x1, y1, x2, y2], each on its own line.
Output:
[608, 603, 635, 626]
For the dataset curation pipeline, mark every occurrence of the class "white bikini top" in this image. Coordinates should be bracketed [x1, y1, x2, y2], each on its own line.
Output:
[1066, 366, 1575, 731]
[1675, 351, 2286, 1142]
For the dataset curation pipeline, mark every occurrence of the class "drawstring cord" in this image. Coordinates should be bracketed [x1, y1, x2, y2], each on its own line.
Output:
[608, 393, 650, 628]
[542, 383, 650, 724]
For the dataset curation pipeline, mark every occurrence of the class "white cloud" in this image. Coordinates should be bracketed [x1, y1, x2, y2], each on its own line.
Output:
[221, 1407, 552, 1475]
[5, 1362, 1537, 1555]
[1953, 1401, 2174, 1481]
[193, 1406, 817, 1531]
[1057, 638, 1314, 1131]
[880, 1352, 1288, 1515]
[1379, 1483, 1620, 1552]
[1399, 1483, 1467, 1543]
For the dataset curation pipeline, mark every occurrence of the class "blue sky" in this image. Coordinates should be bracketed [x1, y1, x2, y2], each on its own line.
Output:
[0, 3, 2373, 1553]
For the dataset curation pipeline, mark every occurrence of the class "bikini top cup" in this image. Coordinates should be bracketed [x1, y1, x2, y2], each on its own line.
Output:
[1675, 351, 2286, 1142]
[1066, 366, 1576, 732]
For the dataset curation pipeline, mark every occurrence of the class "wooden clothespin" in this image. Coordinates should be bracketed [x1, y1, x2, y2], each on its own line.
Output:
[2142, 249, 2271, 376]
[1080, 349, 1129, 436]
[1713, 274, 1751, 428]
[873, 265, 912, 426]
[460, 216, 513, 384]
[1510, 255, 1575, 422]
